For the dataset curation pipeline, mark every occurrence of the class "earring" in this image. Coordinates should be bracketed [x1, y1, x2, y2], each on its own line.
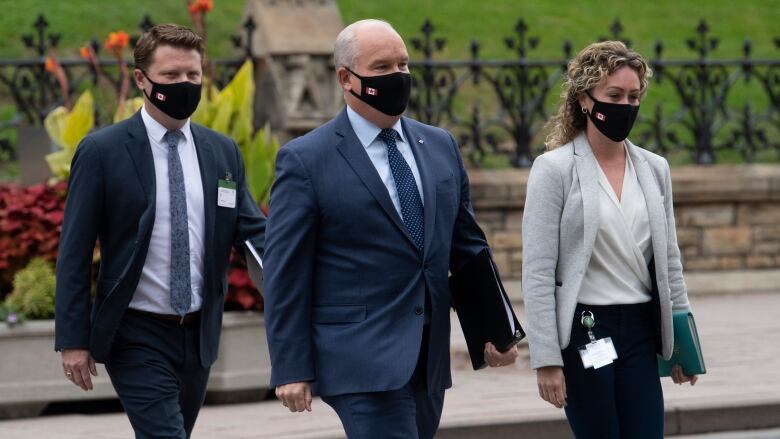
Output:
[581, 107, 588, 114]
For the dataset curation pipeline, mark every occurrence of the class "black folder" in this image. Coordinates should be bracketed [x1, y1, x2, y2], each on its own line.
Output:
[449, 248, 525, 370]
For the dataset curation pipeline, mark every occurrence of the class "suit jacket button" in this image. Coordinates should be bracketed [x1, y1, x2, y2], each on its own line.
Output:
[414, 307, 424, 315]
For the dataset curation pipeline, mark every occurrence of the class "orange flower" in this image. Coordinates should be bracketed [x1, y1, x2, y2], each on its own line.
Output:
[188, 0, 213, 14]
[44, 57, 57, 73]
[104, 30, 130, 58]
[79, 46, 91, 61]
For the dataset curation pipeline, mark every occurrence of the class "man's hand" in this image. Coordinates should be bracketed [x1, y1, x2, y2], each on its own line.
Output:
[671, 364, 698, 386]
[484, 342, 518, 367]
[61, 349, 97, 391]
[275, 381, 313, 413]
[536, 365, 567, 408]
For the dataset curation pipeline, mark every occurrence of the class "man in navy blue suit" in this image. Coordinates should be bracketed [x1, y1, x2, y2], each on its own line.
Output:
[263, 19, 518, 438]
[55, 24, 266, 438]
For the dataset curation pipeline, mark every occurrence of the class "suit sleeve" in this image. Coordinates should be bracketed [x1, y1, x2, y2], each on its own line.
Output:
[662, 159, 690, 312]
[446, 132, 490, 272]
[521, 155, 565, 369]
[230, 140, 267, 257]
[263, 146, 318, 387]
[54, 137, 103, 351]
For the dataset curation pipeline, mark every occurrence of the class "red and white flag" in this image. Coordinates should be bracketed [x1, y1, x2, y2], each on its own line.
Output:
[595, 112, 606, 121]
[155, 92, 166, 102]
[366, 87, 378, 96]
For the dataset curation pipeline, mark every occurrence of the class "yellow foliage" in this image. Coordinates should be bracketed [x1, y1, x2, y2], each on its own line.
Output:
[44, 91, 95, 181]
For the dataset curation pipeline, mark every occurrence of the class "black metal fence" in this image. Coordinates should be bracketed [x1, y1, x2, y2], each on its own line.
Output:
[1, 15, 779, 168]
[407, 19, 780, 167]
[0, 14, 254, 127]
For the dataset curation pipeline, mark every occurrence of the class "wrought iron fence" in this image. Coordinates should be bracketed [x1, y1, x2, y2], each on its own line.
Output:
[1, 15, 779, 167]
[407, 19, 780, 167]
[0, 14, 255, 127]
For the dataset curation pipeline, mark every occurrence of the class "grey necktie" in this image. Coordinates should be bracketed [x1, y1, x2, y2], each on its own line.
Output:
[163, 130, 192, 316]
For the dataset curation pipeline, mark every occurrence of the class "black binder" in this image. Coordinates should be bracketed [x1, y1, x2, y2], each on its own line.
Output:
[449, 248, 525, 370]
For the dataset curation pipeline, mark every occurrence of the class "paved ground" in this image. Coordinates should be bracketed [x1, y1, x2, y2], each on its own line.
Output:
[1, 292, 779, 438]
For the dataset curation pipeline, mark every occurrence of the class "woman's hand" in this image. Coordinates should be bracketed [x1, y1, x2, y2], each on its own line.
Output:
[671, 364, 698, 386]
[536, 366, 567, 408]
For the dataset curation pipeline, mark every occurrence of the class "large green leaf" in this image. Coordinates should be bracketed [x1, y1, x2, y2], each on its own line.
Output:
[242, 123, 280, 205]
[227, 61, 255, 146]
[192, 78, 221, 127]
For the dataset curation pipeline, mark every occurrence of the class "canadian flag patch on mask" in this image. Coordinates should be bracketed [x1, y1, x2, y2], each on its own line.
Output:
[155, 92, 166, 102]
[366, 87, 378, 96]
[596, 112, 606, 121]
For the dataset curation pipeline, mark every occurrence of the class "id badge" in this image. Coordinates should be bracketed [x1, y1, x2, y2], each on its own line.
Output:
[578, 337, 618, 369]
[218, 179, 237, 208]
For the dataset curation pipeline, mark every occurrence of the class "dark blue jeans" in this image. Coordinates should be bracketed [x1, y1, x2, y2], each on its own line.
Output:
[562, 302, 664, 439]
[105, 310, 210, 439]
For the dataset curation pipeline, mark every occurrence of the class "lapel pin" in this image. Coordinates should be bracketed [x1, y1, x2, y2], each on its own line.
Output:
[418, 139, 424, 144]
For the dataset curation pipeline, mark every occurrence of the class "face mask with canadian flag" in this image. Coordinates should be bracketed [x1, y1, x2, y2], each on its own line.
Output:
[141, 70, 202, 120]
[585, 91, 640, 142]
[346, 68, 412, 116]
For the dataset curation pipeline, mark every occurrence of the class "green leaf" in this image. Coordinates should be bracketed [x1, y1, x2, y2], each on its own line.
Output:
[241, 123, 280, 205]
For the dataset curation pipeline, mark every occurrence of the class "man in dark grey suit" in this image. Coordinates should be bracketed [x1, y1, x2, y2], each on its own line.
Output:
[55, 24, 265, 438]
[263, 19, 517, 439]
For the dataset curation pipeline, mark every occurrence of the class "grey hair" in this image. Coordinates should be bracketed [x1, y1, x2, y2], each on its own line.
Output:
[333, 19, 395, 69]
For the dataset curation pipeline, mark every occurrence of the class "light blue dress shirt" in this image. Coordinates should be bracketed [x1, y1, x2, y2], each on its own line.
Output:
[346, 105, 424, 219]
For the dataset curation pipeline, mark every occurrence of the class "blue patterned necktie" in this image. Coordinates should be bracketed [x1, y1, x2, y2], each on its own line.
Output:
[378, 128, 424, 252]
[163, 130, 192, 316]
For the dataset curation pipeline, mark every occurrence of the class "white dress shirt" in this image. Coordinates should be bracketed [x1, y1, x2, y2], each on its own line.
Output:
[578, 144, 653, 305]
[129, 107, 205, 314]
[346, 105, 424, 218]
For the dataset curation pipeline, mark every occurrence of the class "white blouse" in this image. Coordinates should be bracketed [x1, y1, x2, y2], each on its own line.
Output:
[577, 144, 653, 305]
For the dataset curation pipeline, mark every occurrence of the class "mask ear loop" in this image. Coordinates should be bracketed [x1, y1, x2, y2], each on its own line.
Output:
[582, 90, 595, 114]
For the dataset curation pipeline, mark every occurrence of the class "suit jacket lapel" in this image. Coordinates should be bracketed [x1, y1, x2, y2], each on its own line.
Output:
[333, 109, 418, 251]
[190, 124, 217, 271]
[125, 111, 156, 201]
[626, 140, 668, 278]
[572, 133, 601, 262]
[402, 118, 436, 257]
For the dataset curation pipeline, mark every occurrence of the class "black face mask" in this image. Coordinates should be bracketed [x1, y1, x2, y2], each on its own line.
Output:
[585, 91, 640, 142]
[141, 70, 202, 120]
[346, 68, 412, 116]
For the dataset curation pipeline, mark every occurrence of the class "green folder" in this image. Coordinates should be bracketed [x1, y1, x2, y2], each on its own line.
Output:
[658, 311, 706, 377]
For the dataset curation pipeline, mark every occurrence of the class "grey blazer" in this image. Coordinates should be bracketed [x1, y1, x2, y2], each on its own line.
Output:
[521, 133, 690, 369]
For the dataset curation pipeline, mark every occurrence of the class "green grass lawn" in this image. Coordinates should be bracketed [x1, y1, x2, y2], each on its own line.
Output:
[0, 0, 778, 166]
[0, 0, 777, 60]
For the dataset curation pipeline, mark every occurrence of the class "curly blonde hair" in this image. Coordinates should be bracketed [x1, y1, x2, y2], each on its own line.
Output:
[544, 41, 652, 150]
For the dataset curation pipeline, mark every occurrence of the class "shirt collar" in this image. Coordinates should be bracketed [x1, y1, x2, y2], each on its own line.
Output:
[346, 105, 407, 148]
[141, 105, 192, 147]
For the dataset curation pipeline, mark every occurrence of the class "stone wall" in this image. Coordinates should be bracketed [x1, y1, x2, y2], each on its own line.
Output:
[469, 165, 780, 284]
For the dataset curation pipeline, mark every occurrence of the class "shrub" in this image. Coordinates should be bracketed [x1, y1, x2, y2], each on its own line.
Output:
[5, 258, 56, 320]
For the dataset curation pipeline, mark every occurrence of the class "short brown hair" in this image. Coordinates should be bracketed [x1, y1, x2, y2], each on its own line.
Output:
[133, 23, 205, 72]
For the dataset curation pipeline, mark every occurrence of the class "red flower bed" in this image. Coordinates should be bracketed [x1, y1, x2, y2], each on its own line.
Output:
[0, 182, 67, 298]
[0, 181, 263, 310]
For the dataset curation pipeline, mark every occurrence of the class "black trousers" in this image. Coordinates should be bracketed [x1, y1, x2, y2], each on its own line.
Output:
[562, 302, 664, 439]
[105, 310, 210, 439]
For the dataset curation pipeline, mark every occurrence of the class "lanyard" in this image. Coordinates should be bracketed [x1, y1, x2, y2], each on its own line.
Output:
[581, 310, 597, 343]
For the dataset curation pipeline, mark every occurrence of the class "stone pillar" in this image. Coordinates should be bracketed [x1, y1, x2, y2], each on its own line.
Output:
[242, 0, 344, 140]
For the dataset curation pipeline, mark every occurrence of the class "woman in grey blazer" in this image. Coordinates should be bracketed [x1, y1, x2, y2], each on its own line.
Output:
[522, 41, 698, 438]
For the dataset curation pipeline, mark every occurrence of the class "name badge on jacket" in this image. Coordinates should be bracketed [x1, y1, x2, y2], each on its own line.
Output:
[218, 177, 237, 208]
